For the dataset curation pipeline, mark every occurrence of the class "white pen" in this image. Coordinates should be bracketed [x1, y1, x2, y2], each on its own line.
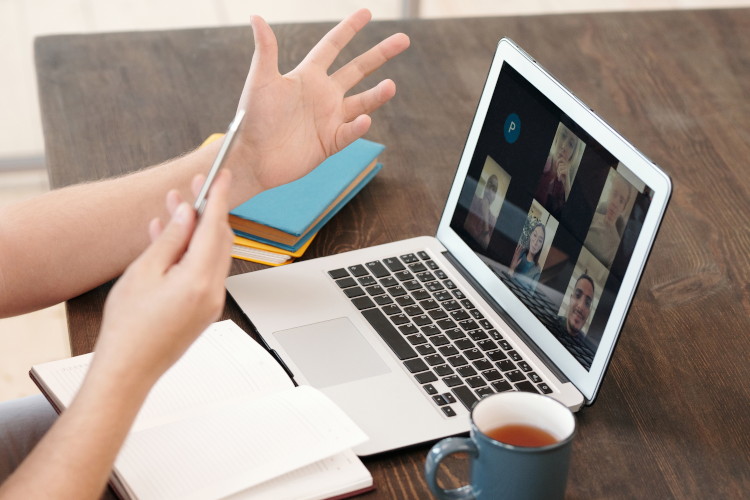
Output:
[193, 109, 246, 215]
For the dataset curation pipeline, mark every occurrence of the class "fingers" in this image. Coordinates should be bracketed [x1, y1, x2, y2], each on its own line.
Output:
[343, 79, 396, 122]
[184, 169, 234, 275]
[142, 201, 196, 271]
[250, 15, 279, 81]
[304, 8, 372, 69]
[334, 114, 372, 151]
[331, 33, 410, 90]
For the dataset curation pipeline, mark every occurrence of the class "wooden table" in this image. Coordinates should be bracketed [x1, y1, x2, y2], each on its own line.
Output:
[36, 9, 749, 498]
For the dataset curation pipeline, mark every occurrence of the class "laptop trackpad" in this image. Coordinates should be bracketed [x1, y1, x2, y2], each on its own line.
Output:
[273, 317, 391, 388]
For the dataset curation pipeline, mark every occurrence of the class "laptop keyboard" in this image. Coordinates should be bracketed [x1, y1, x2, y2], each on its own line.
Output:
[328, 251, 552, 418]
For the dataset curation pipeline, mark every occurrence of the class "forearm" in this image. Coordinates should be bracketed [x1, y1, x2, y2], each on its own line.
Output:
[0, 139, 254, 317]
[0, 358, 154, 499]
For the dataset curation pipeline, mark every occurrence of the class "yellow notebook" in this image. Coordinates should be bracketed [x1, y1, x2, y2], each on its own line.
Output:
[232, 232, 317, 266]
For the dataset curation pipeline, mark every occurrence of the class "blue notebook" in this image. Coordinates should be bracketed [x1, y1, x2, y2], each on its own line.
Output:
[229, 139, 385, 252]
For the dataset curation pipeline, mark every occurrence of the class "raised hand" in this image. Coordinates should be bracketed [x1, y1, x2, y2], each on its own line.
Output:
[233, 9, 410, 192]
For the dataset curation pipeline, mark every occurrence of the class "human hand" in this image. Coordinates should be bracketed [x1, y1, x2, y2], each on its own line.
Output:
[233, 9, 410, 192]
[91, 170, 234, 386]
[510, 244, 523, 273]
[556, 159, 570, 183]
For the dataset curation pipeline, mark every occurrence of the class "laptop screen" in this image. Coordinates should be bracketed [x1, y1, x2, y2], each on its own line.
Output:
[447, 63, 654, 372]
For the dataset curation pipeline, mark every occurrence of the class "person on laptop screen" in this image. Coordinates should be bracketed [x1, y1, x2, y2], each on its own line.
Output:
[534, 122, 585, 217]
[0, 10, 409, 498]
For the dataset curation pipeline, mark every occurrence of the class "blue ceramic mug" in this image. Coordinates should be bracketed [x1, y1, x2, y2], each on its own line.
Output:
[425, 392, 576, 500]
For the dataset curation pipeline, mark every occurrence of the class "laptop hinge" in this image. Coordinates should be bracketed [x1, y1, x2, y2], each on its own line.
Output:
[442, 250, 571, 384]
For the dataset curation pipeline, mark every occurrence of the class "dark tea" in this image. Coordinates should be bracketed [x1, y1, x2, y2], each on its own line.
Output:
[485, 424, 558, 447]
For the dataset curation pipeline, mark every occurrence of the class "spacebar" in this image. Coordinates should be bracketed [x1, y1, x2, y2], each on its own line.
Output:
[361, 309, 418, 360]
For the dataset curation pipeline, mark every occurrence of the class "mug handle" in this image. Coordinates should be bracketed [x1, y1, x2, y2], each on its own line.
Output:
[424, 437, 479, 500]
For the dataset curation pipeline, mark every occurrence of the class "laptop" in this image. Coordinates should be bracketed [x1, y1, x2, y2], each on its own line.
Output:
[226, 38, 672, 456]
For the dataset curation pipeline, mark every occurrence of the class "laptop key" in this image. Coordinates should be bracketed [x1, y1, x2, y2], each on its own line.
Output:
[429, 335, 450, 346]
[421, 325, 441, 336]
[348, 264, 369, 277]
[328, 268, 349, 279]
[390, 313, 410, 325]
[383, 257, 406, 272]
[528, 372, 542, 384]
[451, 385, 479, 410]
[415, 372, 437, 384]
[492, 380, 513, 392]
[482, 369, 503, 381]
[400, 253, 418, 264]
[395, 295, 416, 306]
[422, 383, 438, 395]
[404, 358, 429, 373]
[350, 296, 376, 310]
[434, 364, 454, 376]
[374, 295, 394, 306]
[360, 309, 417, 360]
[464, 348, 484, 361]
[476, 387, 495, 399]
[487, 350, 507, 362]
[335, 277, 357, 288]
[455, 338, 474, 350]
[416, 344, 436, 356]
[406, 333, 428, 345]
[425, 354, 444, 366]
[365, 285, 386, 296]
[438, 345, 459, 357]
[381, 304, 401, 316]
[441, 406, 457, 417]
[506, 370, 526, 383]
[412, 289, 431, 301]
[466, 376, 486, 388]
[403, 280, 423, 291]
[358, 275, 377, 286]
[457, 366, 477, 378]
[514, 381, 539, 393]
[497, 360, 515, 372]
[379, 276, 398, 288]
[442, 375, 463, 387]
[472, 359, 493, 371]
[403, 305, 423, 316]
[344, 287, 365, 298]
[447, 354, 469, 367]
[399, 323, 419, 335]
[366, 261, 390, 278]
[538, 383, 553, 394]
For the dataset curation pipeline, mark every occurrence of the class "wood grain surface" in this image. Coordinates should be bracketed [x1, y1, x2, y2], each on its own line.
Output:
[36, 9, 749, 498]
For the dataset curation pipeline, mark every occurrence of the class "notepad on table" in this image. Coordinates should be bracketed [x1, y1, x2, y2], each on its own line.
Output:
[30, 320, 373, 500]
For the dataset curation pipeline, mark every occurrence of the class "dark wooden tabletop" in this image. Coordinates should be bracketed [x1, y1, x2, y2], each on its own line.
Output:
[36, 9, 749, 499]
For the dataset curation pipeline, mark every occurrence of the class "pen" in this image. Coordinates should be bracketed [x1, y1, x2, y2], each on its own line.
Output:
[193, 108, 246, 215]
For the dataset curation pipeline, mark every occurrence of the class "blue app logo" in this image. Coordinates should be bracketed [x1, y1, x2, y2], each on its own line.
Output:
[504, 113, 521, 144]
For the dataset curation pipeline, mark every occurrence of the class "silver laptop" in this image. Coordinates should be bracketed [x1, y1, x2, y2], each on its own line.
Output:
[226, 38, 672, 456]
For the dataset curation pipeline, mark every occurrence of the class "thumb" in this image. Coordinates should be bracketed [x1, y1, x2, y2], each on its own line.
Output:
[250, 15, 279, 80]
[141, 202, 195, 271]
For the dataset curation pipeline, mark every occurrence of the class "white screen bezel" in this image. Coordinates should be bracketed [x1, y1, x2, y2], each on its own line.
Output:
[436, 38, 671, 404]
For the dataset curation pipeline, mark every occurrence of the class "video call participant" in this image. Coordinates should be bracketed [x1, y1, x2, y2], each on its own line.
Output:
[464, 173, 500, 249]
[534, 123, 583, 216]
[584, 171, 633, 267]
[509, 221, 546, 289]
[554, 274, 597, 367]
[0, 10, 409, 499]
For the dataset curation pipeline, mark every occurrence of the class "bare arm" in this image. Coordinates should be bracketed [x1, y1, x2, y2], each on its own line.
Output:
[0, 170, 233, 499]
[0, 9, 410, 317]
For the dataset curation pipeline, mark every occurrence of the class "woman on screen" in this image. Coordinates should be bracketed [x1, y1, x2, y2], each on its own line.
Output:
[510, 221, 545, 288]
[534, 123, 583, 216]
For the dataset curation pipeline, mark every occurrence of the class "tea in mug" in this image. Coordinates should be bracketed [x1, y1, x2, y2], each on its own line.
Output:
[486, 424, 558, 447]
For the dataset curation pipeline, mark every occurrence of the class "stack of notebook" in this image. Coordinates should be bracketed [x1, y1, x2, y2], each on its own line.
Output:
[202, 135, 385, 266]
